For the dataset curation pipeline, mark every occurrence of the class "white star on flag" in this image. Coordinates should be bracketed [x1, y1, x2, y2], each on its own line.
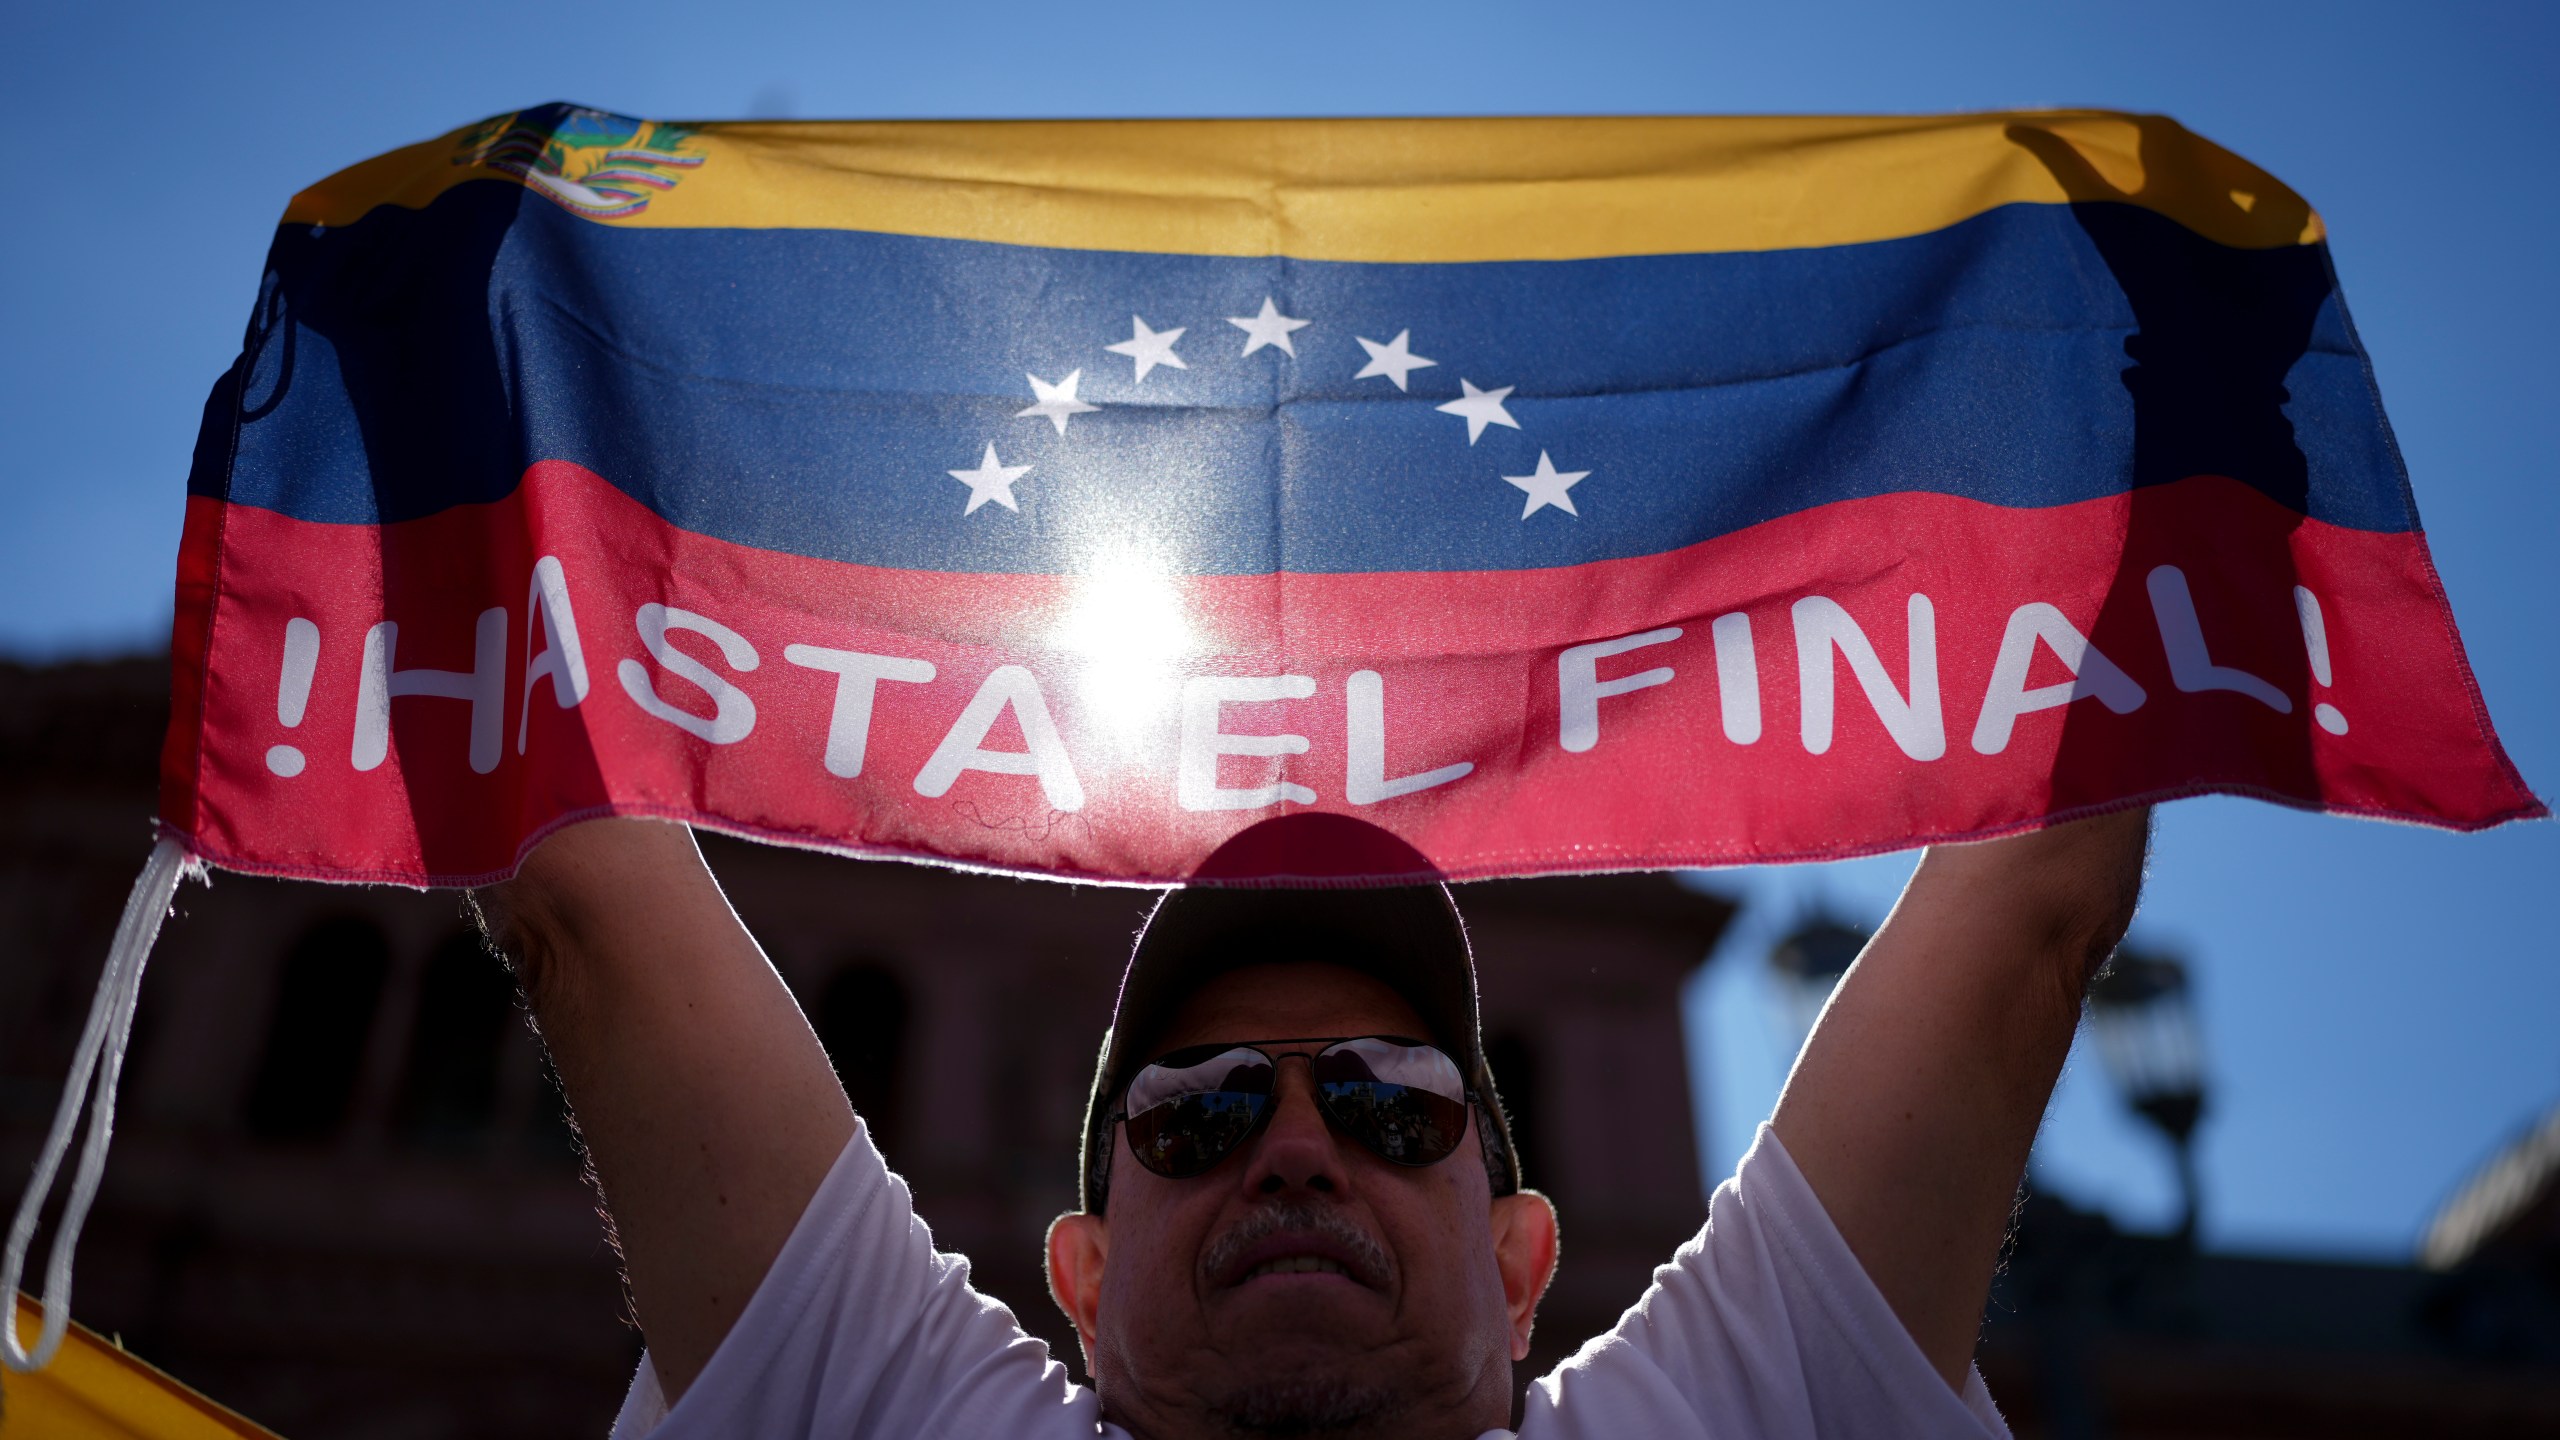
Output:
[1436, 379, 1520, 444]
[1105, 316, 1188, 383]
[1353, 330, 1437, 391]
[1018, 370, 1100, 434]
[1503, 451, 1589, 518]
[1228, 297, 1312, 357]
[949, 444, 1034, 514]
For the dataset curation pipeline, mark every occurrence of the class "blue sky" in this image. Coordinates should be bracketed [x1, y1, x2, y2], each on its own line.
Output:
[4, 1, 2551, 1259]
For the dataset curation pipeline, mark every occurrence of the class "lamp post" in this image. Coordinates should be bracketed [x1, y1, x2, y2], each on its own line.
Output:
[2086, 951, 2208, 1246]
[1766, 918, 1869, 1053]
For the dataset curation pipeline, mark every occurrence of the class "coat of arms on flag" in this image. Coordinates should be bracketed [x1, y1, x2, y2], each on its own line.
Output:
[450, 103, 704, 220]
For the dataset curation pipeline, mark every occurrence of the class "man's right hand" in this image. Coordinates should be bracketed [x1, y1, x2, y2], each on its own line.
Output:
[476, 817, 855, 1401]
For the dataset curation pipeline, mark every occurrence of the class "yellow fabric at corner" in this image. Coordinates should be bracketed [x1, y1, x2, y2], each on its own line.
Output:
[1, 1295, 281, 1439]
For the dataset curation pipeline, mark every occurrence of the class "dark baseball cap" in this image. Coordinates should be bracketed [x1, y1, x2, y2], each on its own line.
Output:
[1078, 813, 1521, 1213]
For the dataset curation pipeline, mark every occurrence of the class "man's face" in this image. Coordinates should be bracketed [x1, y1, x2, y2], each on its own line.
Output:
[1047, 961, 1557, 1439]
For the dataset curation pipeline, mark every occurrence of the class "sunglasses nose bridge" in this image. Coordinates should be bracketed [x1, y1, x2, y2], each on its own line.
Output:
[1261, 1050, 1327, 1118]
[1234, 1051, 1356, 1196]
[1241, 1051, 1348, 1155]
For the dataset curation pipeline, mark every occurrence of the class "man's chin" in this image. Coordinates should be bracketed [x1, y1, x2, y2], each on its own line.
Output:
[1208, 1273, 1393, 1338]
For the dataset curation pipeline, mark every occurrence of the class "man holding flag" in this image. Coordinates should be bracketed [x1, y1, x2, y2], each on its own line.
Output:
[5, 105, 2535, 1437]
[479, 802, 2148, 1438]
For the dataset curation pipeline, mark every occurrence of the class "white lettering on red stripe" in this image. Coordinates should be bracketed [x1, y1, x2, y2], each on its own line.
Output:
[1179, 675, 1317, 811]
[786, 646, 937, 779]
[914, 666, 1085, 811]
[1558, 628, 1681, 755]
[1971, 602, 2146, 755]
[2146, 566, 2291, 714]
[617, 604, 759, 745]
[353, 607, 508, 775]
[1793, 595, 1944, 761]
[518, 556, 590, 755]
[1711, 613, 1760, 746]
[1345, 670, 1472, 805]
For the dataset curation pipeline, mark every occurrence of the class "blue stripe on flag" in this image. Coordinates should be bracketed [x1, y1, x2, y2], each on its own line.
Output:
[199, 182, 2410, 576]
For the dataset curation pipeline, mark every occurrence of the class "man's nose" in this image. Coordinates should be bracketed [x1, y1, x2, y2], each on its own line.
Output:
[1240, 1058, 1345, 1197]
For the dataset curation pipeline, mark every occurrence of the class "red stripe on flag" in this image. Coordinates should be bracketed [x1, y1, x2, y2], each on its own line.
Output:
[163, 462, 2541, 886]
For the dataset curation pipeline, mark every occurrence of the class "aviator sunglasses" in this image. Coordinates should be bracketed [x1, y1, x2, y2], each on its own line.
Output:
[1109, 1035, 1477, 1181]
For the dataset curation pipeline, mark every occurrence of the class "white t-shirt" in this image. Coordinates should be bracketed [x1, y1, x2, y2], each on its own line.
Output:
[611, 1123, 2010, 1439]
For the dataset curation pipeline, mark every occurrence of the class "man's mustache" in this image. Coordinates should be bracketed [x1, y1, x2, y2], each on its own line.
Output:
[1198, 1199, 1397, 1293]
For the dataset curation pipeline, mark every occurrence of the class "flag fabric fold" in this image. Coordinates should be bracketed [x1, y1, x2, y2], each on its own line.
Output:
[162, 106, 2542, 887]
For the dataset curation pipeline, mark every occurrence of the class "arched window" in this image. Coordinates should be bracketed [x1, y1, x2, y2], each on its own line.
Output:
[243, 917, 391, 1143]
[812, 964, 908, 1156]
[1485, 1031, 1542, 1190]
[393, 930, 517, 1150]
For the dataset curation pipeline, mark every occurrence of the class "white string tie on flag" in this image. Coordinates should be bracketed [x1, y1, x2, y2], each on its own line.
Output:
[2, 836, 195, 1372]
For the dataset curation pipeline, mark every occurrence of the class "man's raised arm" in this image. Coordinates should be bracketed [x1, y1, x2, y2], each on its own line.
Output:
[1771, 807, 2151, 1388]
[473, 818, 856, 1401]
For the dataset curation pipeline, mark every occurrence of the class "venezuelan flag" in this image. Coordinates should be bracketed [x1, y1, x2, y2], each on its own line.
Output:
[161, 104, 2539, 885]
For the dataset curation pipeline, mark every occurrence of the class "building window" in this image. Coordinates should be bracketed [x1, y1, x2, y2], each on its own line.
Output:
[812, 963, 908, 1156]
[393, 930, 518, 1151]
[1486, 1031, 1542, 1190]
[243, 917, 391, 1142]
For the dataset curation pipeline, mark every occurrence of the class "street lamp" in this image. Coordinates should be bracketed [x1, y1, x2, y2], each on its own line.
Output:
[1767, 918, 1869, 1053]
[2086, 950, 2208, 1245]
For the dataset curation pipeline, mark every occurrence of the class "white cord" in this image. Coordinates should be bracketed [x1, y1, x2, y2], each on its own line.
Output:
[2, 836, 191, 1372]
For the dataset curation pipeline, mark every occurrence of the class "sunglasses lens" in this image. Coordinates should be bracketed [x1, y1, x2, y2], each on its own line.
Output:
[1312, 1038, 1471, 1168]
[1123, 1046, 1274, 1178]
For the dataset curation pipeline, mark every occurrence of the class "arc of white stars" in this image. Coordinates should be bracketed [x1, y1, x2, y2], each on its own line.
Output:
[1353, 330, 1437, 391]
[1503, 451, 1589, 519]
[1436, 379, 1520, 444]
[1105, 316, 1188, 384]
[1228, 297, 1312, 357]
[949, 444, 1034, 514]
[1018, 370, 1100, 434]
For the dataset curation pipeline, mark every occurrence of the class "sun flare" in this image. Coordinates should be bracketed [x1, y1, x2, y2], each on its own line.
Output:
[1049, 542, 1201, 748]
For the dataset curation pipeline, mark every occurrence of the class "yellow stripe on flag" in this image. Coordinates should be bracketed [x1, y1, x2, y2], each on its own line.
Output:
[1, 1295, 282, 1440]
[283, 110, 2321, 258]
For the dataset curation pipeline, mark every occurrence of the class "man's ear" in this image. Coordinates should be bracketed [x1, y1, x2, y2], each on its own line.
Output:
[1045, 1211, 1109, 1371]
[1489, 1190, 1561, 1363]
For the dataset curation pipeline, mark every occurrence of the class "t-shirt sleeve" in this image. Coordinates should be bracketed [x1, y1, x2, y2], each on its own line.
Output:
[1517, 1124, 2011, 1440]
[606, 1118, 1105, 1440]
